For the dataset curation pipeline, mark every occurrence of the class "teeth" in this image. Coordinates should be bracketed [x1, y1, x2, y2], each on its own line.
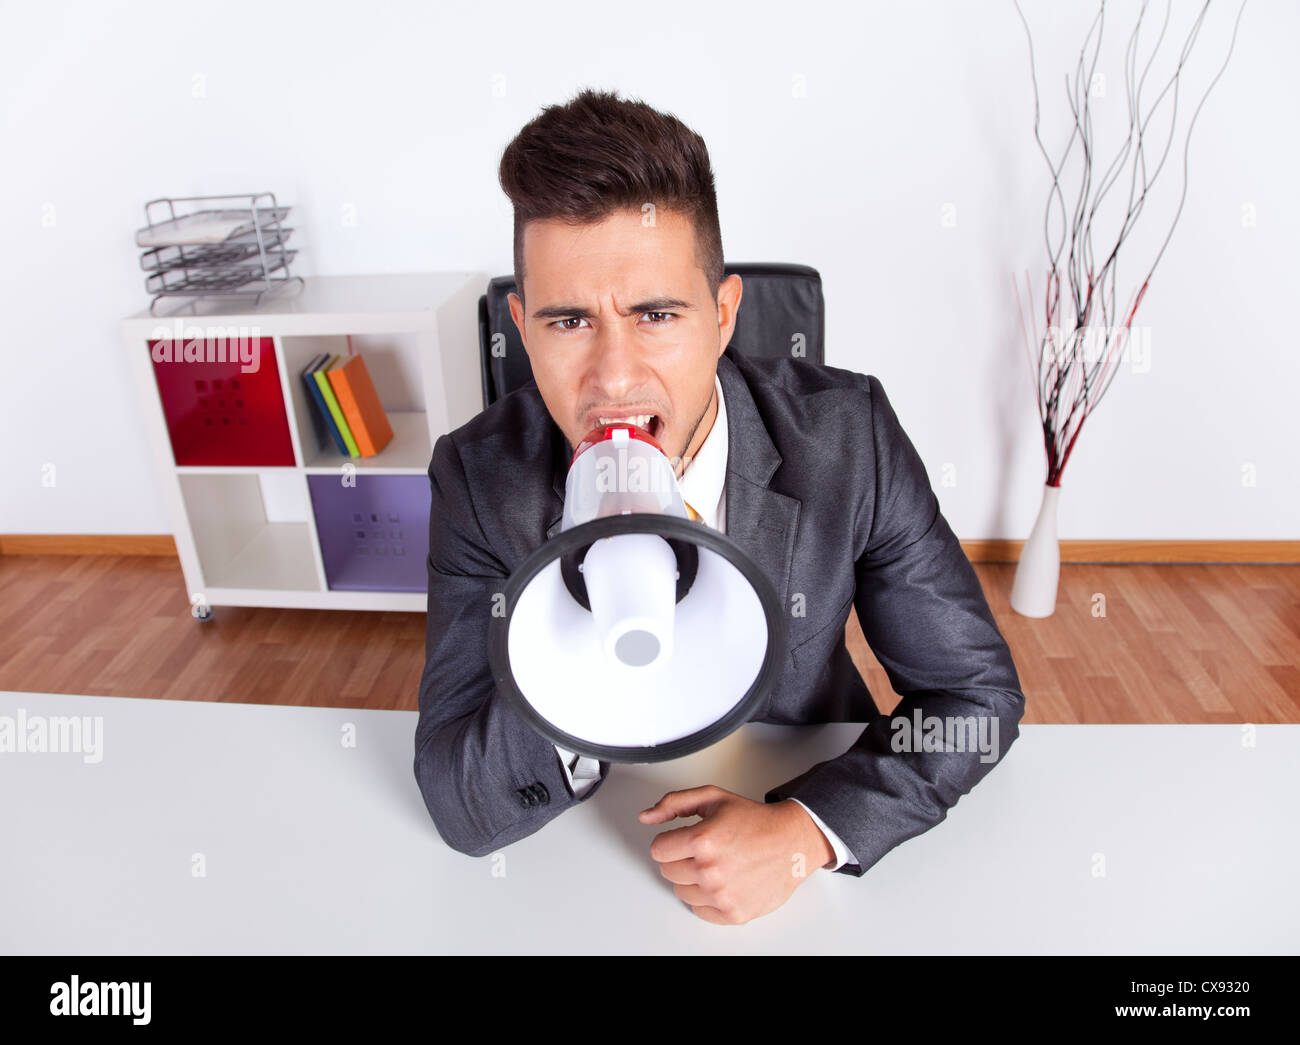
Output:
[598, 414, 654, 429]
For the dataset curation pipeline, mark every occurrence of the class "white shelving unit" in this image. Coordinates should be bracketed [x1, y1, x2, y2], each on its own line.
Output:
[122, 272, 487, 618]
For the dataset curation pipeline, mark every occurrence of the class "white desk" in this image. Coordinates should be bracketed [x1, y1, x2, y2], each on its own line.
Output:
[1, 690, 1295, 955]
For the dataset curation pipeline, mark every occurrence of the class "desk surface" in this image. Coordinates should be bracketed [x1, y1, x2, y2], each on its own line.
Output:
[1, 690, 1295, 955]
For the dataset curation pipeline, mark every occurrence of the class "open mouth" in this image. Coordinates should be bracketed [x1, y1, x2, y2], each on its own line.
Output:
[596, 414, 662, 441]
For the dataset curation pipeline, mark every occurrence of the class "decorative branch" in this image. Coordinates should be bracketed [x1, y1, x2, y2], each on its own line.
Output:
[1013, 0, 1247, 487]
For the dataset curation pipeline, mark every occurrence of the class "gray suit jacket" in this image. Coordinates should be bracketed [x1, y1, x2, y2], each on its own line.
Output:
[414, 344, 1026, 876]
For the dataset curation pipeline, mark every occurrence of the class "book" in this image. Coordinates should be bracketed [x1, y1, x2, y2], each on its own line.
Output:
[312, 355, 360, 458]
[301, 352, 349, 456]
[326, 354, 393, 457]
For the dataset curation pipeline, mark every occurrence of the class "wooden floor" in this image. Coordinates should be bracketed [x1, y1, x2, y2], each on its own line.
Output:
[1, 553, 1296, 723]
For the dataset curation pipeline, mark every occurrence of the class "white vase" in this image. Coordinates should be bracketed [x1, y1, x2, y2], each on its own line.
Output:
[1011, 483, 1061, 618]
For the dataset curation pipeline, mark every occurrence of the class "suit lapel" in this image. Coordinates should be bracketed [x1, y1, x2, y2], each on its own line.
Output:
[546, 428, 570, 539]
[714, 350, 799, 630]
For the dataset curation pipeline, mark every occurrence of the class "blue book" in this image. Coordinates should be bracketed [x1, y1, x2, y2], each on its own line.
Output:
[301, 352, 349, 455]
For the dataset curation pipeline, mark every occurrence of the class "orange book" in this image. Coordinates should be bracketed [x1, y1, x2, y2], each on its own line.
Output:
[325, 354, 394, 457]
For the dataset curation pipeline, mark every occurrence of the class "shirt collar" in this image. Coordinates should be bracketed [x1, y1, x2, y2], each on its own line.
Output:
[676, 372, 727, 530]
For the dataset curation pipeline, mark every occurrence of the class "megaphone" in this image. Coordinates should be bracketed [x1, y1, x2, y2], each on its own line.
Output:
[490, 421, 786, 763]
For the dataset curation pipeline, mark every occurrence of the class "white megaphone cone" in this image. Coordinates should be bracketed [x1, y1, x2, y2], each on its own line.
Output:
[489, 421, 786, 763]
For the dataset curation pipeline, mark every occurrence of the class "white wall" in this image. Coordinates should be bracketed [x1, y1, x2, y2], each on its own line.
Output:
[2, 0, 1294, 540]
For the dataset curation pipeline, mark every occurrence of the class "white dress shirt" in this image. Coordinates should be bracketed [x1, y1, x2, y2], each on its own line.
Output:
[554, 372, 857, 872]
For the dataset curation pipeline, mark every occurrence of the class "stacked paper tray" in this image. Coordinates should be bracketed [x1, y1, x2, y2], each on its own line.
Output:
[135, 193, 303, 313]
[135, 207, 292, 248]
[139, 229, 296, 273]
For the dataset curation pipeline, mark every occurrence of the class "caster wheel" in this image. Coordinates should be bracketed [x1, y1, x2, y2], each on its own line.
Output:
[192, 603, 214, 622]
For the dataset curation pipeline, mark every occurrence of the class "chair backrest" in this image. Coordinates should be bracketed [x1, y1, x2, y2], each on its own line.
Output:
[478, 262, 825, 409]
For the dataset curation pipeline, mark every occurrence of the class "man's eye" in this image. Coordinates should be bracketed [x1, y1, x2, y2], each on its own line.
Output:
[551, 314, 674, 331]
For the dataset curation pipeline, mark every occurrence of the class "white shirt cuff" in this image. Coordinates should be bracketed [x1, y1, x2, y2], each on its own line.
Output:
[555, 745, 600, 798]
[790, 798, 855, 871]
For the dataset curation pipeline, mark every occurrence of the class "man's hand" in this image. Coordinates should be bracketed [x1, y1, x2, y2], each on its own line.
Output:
[638, 785, 835, 925]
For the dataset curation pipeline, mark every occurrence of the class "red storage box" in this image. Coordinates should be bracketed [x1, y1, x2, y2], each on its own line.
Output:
[148, 336, 295, 466]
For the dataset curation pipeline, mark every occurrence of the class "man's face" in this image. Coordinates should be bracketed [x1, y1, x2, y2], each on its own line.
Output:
[507, 207, 742, 477]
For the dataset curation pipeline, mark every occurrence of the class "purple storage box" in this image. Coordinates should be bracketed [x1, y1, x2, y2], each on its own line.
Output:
[308, 474, 430, 592]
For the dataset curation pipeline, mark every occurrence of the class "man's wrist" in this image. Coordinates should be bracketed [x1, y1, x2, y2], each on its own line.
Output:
[781, 798, 835, 870]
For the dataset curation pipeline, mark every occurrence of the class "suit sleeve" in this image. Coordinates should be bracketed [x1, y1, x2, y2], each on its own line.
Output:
[413, 432, 610, 857]
[764, 375, 1026, 876]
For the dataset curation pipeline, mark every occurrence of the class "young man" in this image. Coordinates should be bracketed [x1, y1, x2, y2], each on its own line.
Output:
[414, 88, 1025, 926]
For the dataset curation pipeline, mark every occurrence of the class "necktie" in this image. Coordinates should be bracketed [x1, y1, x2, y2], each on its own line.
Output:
[684, 502, 702, 524]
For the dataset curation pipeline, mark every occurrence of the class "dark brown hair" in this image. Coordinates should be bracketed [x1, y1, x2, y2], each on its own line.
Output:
[498, 88, 724, 305]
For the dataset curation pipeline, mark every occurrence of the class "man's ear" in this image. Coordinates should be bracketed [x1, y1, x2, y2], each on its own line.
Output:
[716, 274, 743, 356]
[507, 291, 528, 350]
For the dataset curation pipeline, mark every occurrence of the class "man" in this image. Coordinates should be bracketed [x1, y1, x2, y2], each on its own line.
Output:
[414, 88, 1026, 926]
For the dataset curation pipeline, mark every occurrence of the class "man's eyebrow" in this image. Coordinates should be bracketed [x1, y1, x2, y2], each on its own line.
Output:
[530, 297, 696, 321]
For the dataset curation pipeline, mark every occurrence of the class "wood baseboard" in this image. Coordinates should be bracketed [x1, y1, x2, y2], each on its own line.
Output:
[0, 535, 177, 557]
[962, 539, 1300, 564]
[2, 534, 1297, 563]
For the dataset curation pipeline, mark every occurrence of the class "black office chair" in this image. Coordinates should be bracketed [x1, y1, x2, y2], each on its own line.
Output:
[477, 262, 825, 409]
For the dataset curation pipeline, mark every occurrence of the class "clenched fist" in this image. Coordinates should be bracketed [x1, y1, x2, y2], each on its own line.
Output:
[638, 785, 835, 925]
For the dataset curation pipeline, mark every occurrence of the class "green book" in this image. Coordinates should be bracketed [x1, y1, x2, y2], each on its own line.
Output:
[312, 354, 360, 457]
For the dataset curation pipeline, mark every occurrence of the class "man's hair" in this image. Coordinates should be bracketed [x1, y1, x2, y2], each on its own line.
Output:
[498, 87, 724, 307]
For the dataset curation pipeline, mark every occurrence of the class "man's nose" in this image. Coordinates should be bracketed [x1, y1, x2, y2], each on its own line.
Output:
[588, 317, 650, 399]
